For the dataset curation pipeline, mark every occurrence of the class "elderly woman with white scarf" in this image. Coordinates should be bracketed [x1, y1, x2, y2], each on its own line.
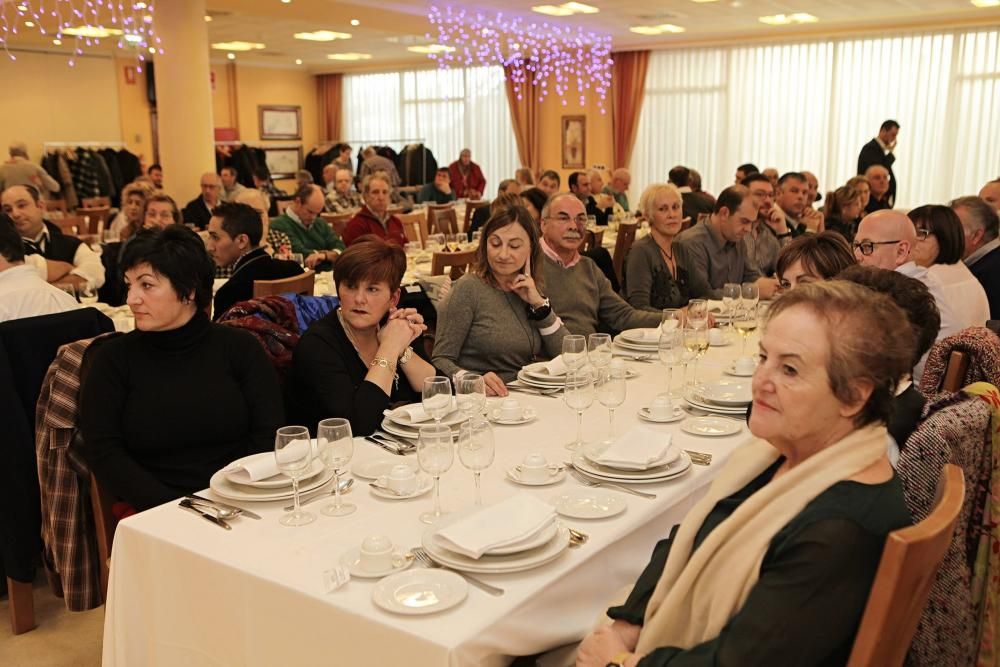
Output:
[576, 281, 913, 667]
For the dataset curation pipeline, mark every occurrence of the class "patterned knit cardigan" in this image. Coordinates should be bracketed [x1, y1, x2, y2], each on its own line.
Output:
[919, 326, 1000, 399]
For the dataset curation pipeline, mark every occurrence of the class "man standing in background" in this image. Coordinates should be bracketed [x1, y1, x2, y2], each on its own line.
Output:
[0, 142, 60, 199]
[858, 119, 899, 208]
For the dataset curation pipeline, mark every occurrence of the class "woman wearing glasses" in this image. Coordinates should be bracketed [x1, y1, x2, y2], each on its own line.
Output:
[774, 232, 856, 291]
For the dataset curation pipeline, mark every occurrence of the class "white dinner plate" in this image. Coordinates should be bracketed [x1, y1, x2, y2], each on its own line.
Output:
[430, 513, 560, 557]
[372, 569, 467, 615]
[385, 405, 468, 428]
[612, 337, 658, 352]
[550, 490, 627, 519]
[420, 525, 571, 574]
[699, 379, 752, 406]
[573, 451, 691, 483]
[637, 406, 685, 423]
[506, 467, 567, 486]
[368, 475, 433, 500]
[584, 444, 680, 471]
[380, 418, 459, 441]
[209, 465, 335, 502]
[340, 548, 413, 579]
[352, 458, 419, 480]
[680, 416, 743, 437]
[224, 453, 325, 489]
[620, 328, 662, 344]
[684, 392, 749, 415]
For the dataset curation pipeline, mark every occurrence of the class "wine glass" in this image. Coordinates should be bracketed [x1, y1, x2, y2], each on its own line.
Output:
[734, 306, 759, 357]
[660, 308, 682, 333]
[446, 233, 462, 252]
[317, 418, 355, 517]
[274, 426, 315, 527]
[422, 376, 453, 425]
[417, 424, 454, 524]
[77, 284, 99, 305]
[587, 333, 613, 371]
[595, 365, 627, 442]
[722, 283, 741, 331]
[457, 417, 494, 507]
[687, 299, 709, 330]
[562, 335, 587, 371]
[683, 326, 710, 390]
[563, 369, 595, 451]
[427, 233, 445, 251]
[741, 282, 759, 310]
[455, 373, 486, 426]
[658, 328, 683, 398]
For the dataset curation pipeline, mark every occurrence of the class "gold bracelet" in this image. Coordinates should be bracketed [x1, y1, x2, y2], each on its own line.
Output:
[369, 357, 395, 371]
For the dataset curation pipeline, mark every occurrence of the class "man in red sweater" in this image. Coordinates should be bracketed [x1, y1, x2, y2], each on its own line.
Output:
[343, 173, 407, 246]
[448, 148, 486, 199]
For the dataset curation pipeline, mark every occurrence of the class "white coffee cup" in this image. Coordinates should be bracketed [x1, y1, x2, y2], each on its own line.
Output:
[734, 356, 756, 374]
[708, 328, 725, 345]
[519, 453, 553, 483]
[386, 464, 417, 495]
[499, 398, 524, 421]
[648, 396, 675, 420]
[360, 535, 395, 572]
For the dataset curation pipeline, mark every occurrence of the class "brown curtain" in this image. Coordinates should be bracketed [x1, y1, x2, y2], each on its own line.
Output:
[316, 73, 343, 142]
[503, 64, 541, 176]
[611, 50, 650, 169]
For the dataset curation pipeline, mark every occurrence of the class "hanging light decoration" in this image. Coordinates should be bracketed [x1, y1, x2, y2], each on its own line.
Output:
[426, 5, 613, 112]
[0, 0, 161, 70]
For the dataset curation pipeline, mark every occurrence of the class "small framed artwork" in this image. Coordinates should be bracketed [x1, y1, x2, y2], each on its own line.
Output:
[263, 146, 303, 180]
[561, 115, 586, 170]
[259, 105, 302, 140]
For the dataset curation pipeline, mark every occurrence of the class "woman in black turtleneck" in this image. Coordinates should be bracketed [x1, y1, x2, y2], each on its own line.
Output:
[80, 226, 283, 511]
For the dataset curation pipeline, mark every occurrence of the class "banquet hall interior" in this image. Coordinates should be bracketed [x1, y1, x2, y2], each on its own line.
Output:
[2, 0, 1000, 665]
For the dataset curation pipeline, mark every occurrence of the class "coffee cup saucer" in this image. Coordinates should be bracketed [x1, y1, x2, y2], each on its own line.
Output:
[724, 364, 755, 377]
[638, 406, 685, 423]
[340, 548, 413, 578]
[488, 408, 537, 425]
[506, 466, 566, 486]
[369, 475, 433, 500]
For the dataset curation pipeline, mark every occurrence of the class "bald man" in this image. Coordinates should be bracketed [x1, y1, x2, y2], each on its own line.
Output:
[604, 168, 631, 211]
[864, 165, 893, 214]
[980, 179, 1000, 212]
[182, 172, 222, 230]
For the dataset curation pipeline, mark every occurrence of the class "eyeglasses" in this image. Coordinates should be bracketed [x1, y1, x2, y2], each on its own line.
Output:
[915, 228, 932, 241]
[852, 240, 900, 256]
[545, 213, 588, 226]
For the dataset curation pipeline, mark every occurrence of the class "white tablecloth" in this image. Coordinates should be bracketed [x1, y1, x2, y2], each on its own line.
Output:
[102, 339, 751, 666]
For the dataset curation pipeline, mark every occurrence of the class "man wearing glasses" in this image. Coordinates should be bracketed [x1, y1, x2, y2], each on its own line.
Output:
[181, 172, 222, 231]
[270, 184, 345, 271]
[741, 173, 788, 276]
[540, 193, 660, 336]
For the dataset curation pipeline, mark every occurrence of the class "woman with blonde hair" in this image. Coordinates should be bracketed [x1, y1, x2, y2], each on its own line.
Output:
[623, 183, 690, 312]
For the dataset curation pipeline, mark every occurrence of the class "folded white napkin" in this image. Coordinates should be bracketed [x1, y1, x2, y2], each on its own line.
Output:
[435, 493, 557, 559]
[388, 397, 457, 425]
[708, 299, 726, 314]
[223, 439, 314, 483]
[629, 328, 661, 342]
[541, 355, 568, 377]
[594, 426, 673, 471]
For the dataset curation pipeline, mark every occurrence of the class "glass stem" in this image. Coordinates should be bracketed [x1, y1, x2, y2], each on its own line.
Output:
[576, 410, 584, 447]
[474, 472, 482, 506]
[332, 470, 342, 508]
[741, 335, 747, 356]
[433, 475, 442, 517]
[609, 408, 615, 439]
[667, 366, 673, 394]
[292, 477, 301, 514]
[693, 358, 700, 386]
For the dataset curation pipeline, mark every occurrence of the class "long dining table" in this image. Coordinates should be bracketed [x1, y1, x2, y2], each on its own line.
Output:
[101, 333, 753, 666]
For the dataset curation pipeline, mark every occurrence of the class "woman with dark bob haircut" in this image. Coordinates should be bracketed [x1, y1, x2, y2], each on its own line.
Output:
[79, 224, 284, 511]
[433, 205, 568, 396]
[907, 204, 990, 332]
[287, 235, 437, 435]
[775, 231, 856, 291]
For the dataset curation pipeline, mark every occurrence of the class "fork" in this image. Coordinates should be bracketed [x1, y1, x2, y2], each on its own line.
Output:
[684, 450, 713, 466]
[410, 548, 505, 596]
[572, 472, 657, 499]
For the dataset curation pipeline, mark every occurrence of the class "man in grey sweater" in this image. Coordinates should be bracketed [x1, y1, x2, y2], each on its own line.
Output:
[540, 193, 660, 335]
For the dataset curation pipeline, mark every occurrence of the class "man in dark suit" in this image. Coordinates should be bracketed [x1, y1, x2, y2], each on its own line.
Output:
[857, 119, 899, 208]
[207, 202, 303, 319]
[181, 172, 222, 230]
[953, 195, 1000, 319]
[568, 171, 612, 226]
[668, 165, 714, 223]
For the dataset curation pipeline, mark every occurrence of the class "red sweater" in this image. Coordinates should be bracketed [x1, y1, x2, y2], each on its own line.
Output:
[448, 161, 486, 198]
[343, 206, 407, 246]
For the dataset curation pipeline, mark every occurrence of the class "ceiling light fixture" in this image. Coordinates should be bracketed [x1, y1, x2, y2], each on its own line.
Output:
[61, 26, 124, 38]
[971, 0, 1000, 6]
[758, 13, 818, 25]
[351, 19, 361, 26]
[52, 38, 62, 45]
[135, 1, 148, 8]
[531, 2, 599, 17]
[211, 41, 266, 51]
[204, 15, 213, 22]
[24, 21, 35, 27]
[629, 24, 685, 35]
[326, 52, 372, 60]
[295, 58, 303, 64]
[406, 44, 456, 54]
[227, 52, 236, 60]
[294, 30, 352, 41]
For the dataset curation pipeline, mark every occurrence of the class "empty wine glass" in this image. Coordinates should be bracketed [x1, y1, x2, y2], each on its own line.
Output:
[734, 306, 759, 356]
[422, 376, 453, 425]
[275, 426, 315, 527]
[587, 333, 613, 370]
[595, 365, 627, 442]
[417, 424, 454, 524]
[687, 299, 709, 330]
[658, 328, 683, 397]
[317, 418, 355, 517]
[563, 369, 595, 451]
[741, 282, 760, 310]
[722, 283, 741, 331]
[683, 326, 709, 389]
[562, 335, 587, 371]
[455, 373, 486, 426]
[457, 417, 495, 507]
[660, 308, 682, 333]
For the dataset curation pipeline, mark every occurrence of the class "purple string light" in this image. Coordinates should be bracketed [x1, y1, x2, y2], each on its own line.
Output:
[426, 5, 613, 113]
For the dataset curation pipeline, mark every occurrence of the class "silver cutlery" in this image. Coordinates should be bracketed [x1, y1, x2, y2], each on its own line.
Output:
[612, 353, 653, 363]
[365, 436, 404, 455]
[506, 385, 561, 397]
[571, 472, 657, 499]
[567, 527, 589, 548]
[680, 404, 747, 422]
[373, 431, 416, 451]
[684, 450, 713, 466]
[284, 478, 354, 511]
[179, 499, 231, 530]
[187, 494, 261, 520]
[410, 547, 505, 596]
[368, 481, 405, 496]
[185, 498, 242, 520]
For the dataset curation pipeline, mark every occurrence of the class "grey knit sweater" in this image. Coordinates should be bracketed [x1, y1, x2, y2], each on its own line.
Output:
[432, 274, 567, 382]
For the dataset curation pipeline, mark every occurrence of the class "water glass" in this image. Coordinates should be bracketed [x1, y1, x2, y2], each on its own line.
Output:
[562, 335, 587, 371]
[563, 369, 595, 451]
[722, 283, 741, 330]
[427, 233, 446, 251]
[457, 418, 495, 507]
[683, 327, 709, 389]
[275, 426, 315, 526]
[77, 284, 99, 306]
[417, 424, 454, 524]
[455, 373, 486, 425]
[687, 299, 708, 330]
[587, 333, 613, 370]
[660, 308, 682, 333]
[741, 282, 760, 310]
[658, 328, 683, 397]
[422, 376, 453, 424]
[595, 366, 627, 442]
[317, 418, 355, 517]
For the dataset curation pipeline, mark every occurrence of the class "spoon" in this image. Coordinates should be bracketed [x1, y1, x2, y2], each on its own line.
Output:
[186, 498, 241, 520]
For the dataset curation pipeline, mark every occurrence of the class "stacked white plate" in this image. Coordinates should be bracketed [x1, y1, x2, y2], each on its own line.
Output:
[572, 449, 692, 486]
[516, 362, 636, 390]
[209, 452, 335, 502]
[420, 511, 571, 574]
[380, 404, 466, 440]
[684, 379, 752, 415]
[613, 328, 661, 353]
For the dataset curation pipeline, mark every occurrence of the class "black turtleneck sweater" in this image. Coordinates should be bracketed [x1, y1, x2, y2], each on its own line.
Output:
[79, 311, 283, 510]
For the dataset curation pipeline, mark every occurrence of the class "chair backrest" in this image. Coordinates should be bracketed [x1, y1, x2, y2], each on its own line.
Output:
[430, 249, 477, 280]
[611, 222, 638, 285]
[53, 215, 85, 236]
[80, 197, 110, 209]
[427, 204, 458, 235]
[581, 227, 604, 252]
[398, 212, 428, 247]
[940, 350, 970, 393]
[45, 199, 68, 215]
[74, 207, 110, 234]
[253, 269, 315, 298]
[320, 212, 351, 237]
[463, 200, 490, 232]
[276, 199, 293, 215]
[847, 464, 966, 667]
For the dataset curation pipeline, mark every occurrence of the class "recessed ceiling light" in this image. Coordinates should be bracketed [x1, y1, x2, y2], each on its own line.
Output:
[227, 53, 236, 60]
[532, 2, 599, 17]
[134, 1, 148, 8]
[326, 52, 372, 60]
[351, 19, 360, 26]
[759, 13, 818, 25]
[211, 41, 266, 51]
[295, 58, 303, 65]
[124, 33, 143, 43]
[630, 24, 686, 35]
[294, 30, 351, 41]
[407, 44, 456, 54]
[204, 15, 213, 22]
[62, 26, 124, 38]
[24, 21, 35, 27]
[148, 47, 156, 53]
[16, 3, 28, 11]
[281, 0, 292, 4]
[52, 38, 62, 45]
[971, 0, 1000, 6]
[690, 0, 718, 2]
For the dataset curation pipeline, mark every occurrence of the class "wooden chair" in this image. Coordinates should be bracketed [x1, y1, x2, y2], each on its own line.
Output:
[44, 199, 68, 215]
[427, 204, 459, 235]
[276, 200, 293, 215]
[75, 207, 110, 234]
[611, 222, 638, 285]
[53, 215, 85, 236]
[463, 200, 490, 233]
[847, 464, 965, 667]
[253, 269, 315, 298]
[430, 249, 477, 280]
[940, 350, 970, 393]
[80, 196, 110, 209]
[581, 227, 604, 252]
[398, 212, 428, 247]
[320, 212, 352, 238]
[89, 472, 118, 602]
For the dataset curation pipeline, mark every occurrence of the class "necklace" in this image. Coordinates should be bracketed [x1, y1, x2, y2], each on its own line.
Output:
[338, 309, 397, 389]
[652, 233, 677, 278]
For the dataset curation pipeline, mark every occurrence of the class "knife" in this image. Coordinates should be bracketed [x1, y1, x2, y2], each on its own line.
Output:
[179, 500, 232, 530]
[365, 436, 403, 455]
[187, 493, 262, 520]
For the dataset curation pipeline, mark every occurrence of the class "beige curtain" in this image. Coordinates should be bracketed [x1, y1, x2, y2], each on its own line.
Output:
[316, 73, 343, 142]
[503, 64, 541, 176]
[611, 50, 649, 169]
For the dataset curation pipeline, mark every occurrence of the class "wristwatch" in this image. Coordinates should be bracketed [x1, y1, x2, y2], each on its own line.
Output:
[606, 652, 632, 667]
[398, 346, 413, 365]
[526, 297, 552, 321]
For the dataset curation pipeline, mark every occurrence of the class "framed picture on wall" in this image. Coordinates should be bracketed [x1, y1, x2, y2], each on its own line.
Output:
[561, 115, 585, 170]
[259, 105, 302, 140]
[263, 146, 303, 180]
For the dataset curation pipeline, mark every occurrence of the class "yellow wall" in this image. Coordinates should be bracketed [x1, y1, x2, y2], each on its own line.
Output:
[113, 57, 154, 172]
[0, 51, 122, 167]
[537, 96, 613, 185]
